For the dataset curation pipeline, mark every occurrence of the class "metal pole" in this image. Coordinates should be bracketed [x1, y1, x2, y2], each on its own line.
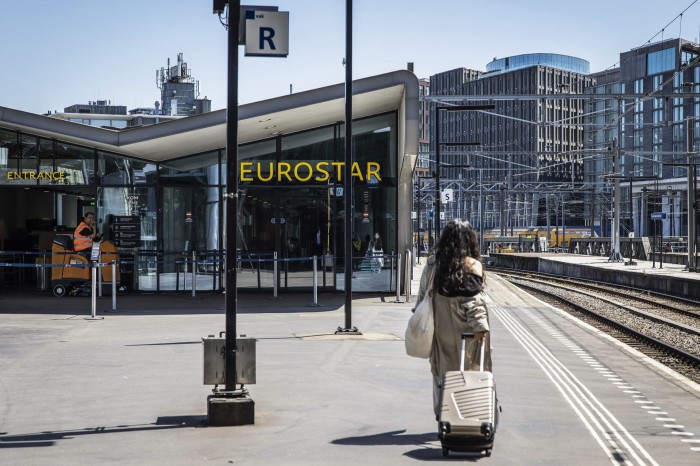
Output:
[660, 220, 664, 269]
[693, 165, 698, 272]
[192, 250, 197, 298]
[405, 250, 412, 303]
[112, 260, 117, 312]
[394, 251, 401, 303]
[98, 252, 102, 297]
[312, 255, 320, 306]
[417, 180, 421, 263]
[652, 218, 656, 268]
[224, 0, 241, 392]
[610, 104, 622, 261]
[388, 251, 398, 289]
[686, 118, 696, 270]
[479, 169, 484, 255]
[436, 109, 441, 239]
[561, 193, 565, 250]
[91, 264, 97, 318]
[627, 178, 635, 265]
[273, 251, 278, 299]
[546, 194, 550, 250]
[84, 263, 102, 320]
[340, 0, 356, 332]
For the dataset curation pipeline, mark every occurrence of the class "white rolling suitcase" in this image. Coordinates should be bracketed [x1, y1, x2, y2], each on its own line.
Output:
[438, 332, 499, 457]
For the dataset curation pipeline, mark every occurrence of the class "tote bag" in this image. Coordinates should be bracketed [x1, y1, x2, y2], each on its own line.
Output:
[405, 265, 436, 358]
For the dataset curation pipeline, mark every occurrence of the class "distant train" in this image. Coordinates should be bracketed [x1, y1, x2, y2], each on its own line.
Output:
[483, 226, 594, 249]
[414, 225, 594, 252]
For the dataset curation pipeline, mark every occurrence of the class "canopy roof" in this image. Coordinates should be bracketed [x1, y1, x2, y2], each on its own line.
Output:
[0, 70, 417, 163]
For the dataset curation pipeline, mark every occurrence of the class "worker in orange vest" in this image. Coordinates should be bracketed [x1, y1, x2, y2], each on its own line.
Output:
[74, 212, 102, 252]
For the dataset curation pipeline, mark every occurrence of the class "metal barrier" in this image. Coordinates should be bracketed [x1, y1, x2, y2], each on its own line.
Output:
[1, 249, 403, 295]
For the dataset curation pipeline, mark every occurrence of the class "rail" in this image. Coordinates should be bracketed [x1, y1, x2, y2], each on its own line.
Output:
[0, 249, 408, 294]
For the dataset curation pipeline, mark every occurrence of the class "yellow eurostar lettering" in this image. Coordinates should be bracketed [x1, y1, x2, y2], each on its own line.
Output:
[351, 162, 364, 181]
[315, 162, 330, 182]
[294, 162, 313, 182]
[367, 162, 382, 181]
[277, 162, 292, 182]
[231, 162, 382, 183]
[257, 162, 274, 182]
[331, 161, 344, 181]
[240, 162, 253, 181]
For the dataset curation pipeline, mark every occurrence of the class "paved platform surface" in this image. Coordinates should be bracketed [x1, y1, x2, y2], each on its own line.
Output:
[506, 251, 700, 282]
[1, 260, 699, 465]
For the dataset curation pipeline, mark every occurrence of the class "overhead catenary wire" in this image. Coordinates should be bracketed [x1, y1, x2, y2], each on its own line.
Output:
[606, 0, 698, 71]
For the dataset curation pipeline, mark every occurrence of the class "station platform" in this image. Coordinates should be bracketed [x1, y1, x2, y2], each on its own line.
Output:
[0, 261, 699, 464]
[489, 252, 700, 300]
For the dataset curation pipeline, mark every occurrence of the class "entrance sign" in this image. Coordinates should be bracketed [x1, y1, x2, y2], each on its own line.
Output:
[244, 10, 289, 57]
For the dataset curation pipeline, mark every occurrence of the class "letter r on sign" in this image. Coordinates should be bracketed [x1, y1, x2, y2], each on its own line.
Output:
[259, 27, 276, 50]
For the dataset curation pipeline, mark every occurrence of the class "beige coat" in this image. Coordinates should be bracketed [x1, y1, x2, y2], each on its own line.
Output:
[416, 256, 492, 381]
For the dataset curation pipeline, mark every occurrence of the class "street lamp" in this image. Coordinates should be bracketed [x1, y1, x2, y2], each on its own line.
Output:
[604, 174, 659, 266]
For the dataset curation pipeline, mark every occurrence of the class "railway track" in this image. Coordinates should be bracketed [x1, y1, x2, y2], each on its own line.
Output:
[490, 267, 700, 384]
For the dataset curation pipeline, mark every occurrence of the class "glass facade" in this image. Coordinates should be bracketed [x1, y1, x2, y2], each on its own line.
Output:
[647, 47, 675, 75]
[0, 110, 398, 293]
[486, 53, 590, 75]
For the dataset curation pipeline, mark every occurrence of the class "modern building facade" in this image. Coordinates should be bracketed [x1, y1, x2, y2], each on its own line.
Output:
[428, 55, 593, 237]
[0, 70, 418, 293]
[584, 38, 700, 240]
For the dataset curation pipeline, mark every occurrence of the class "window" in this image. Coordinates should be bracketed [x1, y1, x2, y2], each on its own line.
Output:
[647, 47, 675, 75]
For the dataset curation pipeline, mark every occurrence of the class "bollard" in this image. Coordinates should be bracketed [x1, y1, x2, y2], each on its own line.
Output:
[184, 255, 188, 291]
[112, 260, 117, 312]
[85, 263, 103, 320]
[272, 251, 279, 299]
[390, 251, 394, 290]
[98, 253, 103, 298]
[394, 252, 402, 303]
[311, 255, 321, 306]
[192, 250, 197, 298]
[92, 264, 98, 316]
[405, 250, 412, 303]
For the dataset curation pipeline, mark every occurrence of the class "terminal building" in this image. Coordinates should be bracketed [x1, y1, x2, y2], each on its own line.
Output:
[0, 70, 418, 293]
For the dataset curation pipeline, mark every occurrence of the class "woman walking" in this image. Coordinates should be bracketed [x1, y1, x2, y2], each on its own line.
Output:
[414, 219, 491, 418]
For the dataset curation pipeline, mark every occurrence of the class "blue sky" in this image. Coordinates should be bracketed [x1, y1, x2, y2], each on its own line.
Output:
[1, 0, 700, 114]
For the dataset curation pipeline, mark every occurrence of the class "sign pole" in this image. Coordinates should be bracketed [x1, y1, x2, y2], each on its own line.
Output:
[337, 0, 359, 335]
[207, 0, 254, 427]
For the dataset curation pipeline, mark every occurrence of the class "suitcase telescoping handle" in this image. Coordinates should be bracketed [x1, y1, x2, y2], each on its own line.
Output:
[460, 332, 486, 372]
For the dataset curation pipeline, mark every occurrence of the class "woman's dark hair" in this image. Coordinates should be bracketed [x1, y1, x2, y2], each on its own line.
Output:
[432, 219, 482, 295]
